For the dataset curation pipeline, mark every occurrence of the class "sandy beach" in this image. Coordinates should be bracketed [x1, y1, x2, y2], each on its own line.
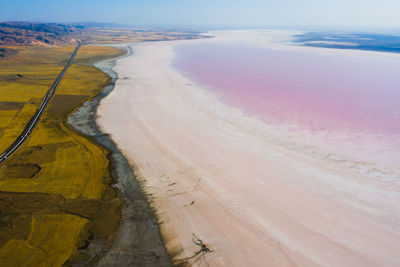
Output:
[97, 31, 400, 266]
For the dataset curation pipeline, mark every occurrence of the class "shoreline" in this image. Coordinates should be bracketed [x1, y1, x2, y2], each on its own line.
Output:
[97, 31, 400, 266]
[172, 31, 400, 180]
[68, 45, 171, 266]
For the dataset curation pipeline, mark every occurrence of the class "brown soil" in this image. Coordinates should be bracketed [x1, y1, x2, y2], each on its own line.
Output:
[0, 102, 24, 110]
[2, 163, 41, 178]
[0, 191, 120, 250]
[47, 94, 89, 114]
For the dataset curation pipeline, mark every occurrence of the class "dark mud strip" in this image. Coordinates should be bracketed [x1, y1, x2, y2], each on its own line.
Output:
[68, 45, 171, 267]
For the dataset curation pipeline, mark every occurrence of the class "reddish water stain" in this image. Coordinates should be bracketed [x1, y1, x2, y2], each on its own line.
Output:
[174, 41, 400, 136]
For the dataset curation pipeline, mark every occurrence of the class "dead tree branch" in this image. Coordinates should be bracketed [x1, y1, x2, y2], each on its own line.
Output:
[180, 233, 214, 266]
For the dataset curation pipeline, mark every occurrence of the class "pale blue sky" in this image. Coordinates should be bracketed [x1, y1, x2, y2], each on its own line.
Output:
[1, 0, 400, 29]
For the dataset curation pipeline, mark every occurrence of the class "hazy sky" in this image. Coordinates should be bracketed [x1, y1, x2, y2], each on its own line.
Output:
[1, 0, 400, 29]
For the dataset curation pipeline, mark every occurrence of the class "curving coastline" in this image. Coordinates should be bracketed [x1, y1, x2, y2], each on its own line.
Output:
[96, 31, 400, 266]
[68, 45, 171, 266]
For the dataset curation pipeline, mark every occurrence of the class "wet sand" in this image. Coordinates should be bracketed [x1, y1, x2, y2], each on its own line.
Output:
[97, 31, 400, 266]
[68, 47, 171, 266]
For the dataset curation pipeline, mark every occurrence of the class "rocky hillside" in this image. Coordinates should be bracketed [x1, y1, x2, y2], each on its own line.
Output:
[0, 22, 81, 46]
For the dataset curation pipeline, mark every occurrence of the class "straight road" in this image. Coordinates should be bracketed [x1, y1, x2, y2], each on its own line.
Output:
[0, 43, 81, 163]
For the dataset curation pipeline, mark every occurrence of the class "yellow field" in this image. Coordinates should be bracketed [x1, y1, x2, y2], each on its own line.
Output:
[0, 30, 199, 265]
[0, 214, 88, 266]
[0, 44, 124, 266]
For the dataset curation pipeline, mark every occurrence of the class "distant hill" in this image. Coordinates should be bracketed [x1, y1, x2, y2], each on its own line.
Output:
[70, 22, 129, 28]
[0, 22, 81, 46]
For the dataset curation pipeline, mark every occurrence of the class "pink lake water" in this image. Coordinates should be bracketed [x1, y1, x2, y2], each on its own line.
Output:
[173, 40, 400, 177]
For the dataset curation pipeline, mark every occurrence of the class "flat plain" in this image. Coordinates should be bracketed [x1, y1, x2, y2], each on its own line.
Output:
[0, 44, 124, 266]
[0, 27, 206, 266]
[98, 32, 400, 266]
